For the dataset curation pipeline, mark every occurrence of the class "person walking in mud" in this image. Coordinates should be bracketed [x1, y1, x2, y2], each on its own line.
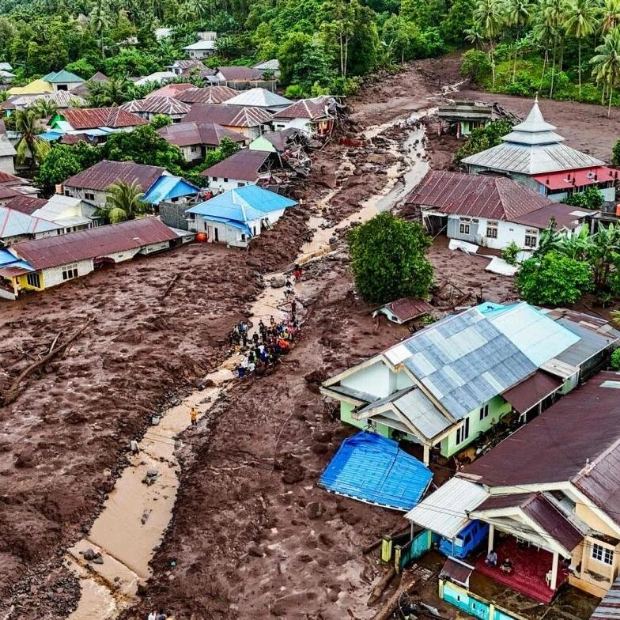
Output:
[190, 407, 198, 427]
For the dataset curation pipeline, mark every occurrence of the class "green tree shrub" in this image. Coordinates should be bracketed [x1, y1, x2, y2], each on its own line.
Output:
[502, 241, 520, 265]
[37, 144, 82, 189]
[454, 119, 514, 163]
[461, 49, 492, 83]
[516, 251, 594, 306]
[347, 212, 434, 303]
[563, 187, 604, 210]
[610, 347, 620, 370]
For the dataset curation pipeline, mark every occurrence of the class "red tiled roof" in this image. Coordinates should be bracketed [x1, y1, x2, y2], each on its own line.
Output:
[3, 195, 47, 215]
[64, 160, 164, 192]
[272, 96, 332, 121]
[183, 103, 272, 127]
[12, 217, 177, 270]
[60, 107, 147, 130]
[534, 167, 619, 191]
[200, 149, 272, 181]
[406, 170, 554, 221]
[158, 122, 246, 148]
[121, 97, 191, 116]
[175, 86, 238, 104]
[217, 66, 264, 81]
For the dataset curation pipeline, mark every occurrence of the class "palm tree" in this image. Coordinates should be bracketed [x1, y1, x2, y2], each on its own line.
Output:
[565, 0, 599, 96]
[30, 98, 58, 120]
[506, 0, 532, 81]
[465, 24, 485, 49]
[591, 27, 620, 116]
[104, 180, 147, 223]
[14, 109, 50, 168]
[90, 7, 110, 59]
[87, 76, 132, 106]
[535, 0, 569, 97]
[473, 0, 507, 87]
[601, 0, 620, 34]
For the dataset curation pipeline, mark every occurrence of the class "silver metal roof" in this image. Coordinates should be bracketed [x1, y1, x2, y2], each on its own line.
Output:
[405, 477, 488, 539]
[393, 388, 451, 439]
[507, 99, 559, 138]
[555, 318, 617, 367]
[225, 88, 291, 109]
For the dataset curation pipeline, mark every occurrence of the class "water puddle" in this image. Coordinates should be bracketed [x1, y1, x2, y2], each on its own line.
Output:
[64, 108, 434, 619]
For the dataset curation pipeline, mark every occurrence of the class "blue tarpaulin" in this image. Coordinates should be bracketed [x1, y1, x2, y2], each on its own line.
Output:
[319, 432, 433, 511]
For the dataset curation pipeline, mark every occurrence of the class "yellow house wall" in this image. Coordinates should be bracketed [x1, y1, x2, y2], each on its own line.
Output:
[575, 503, 618, 539]
[569, 536, 620, 597]
[17, 272, 45, 291]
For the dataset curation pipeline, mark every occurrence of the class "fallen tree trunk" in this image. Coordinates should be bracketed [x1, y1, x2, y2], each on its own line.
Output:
[367, 567, 397, 607]
[2, 318, 94, 406]
[371, 574, 416, 620]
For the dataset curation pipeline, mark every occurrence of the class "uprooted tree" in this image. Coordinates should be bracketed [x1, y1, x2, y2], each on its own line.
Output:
[347, 212, 434, 304]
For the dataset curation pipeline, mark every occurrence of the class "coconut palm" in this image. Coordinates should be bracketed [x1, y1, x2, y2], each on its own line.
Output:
[104, 180, 147, 223]
[601, 0, 620, 34]
[464, 24, 485, 48]
[473, 0, 507, 87]
[535, 0, 569, 97]
[30, 98, 58, 120]
[87, 76, 132, 106]
[90, 7, 110, 59]
[14, 109, 50, 168]
[565, 0, 600, 95]
[591, 27, 620, 116]
[506, 0, 532, 81]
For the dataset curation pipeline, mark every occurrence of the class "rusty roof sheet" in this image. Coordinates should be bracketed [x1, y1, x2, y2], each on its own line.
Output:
[501, 371, 562, 414]
[466, 372, 620, 523]
[440, 557, 474, 588]
[200, 149, 272, 181]
[158, 121, 245, 148]
[383, 298, 434, 322]
[3, 195, 47, 215]
[0, 171, 27, 186]
[64, 160, 164, 192]
[120, 97, 191, 116]
[591, 573, 620, 620]
[216, 66, 265, 81]
[146, 83, 194, 98]
[12, 217, 177, 270]
[183, 103, 272, 127]
[406, 170, 553, 221]
[512, 202, 586, 230]
[61, 107, 147, 130]
[175, 86, 237, 104]
[272, 96, 333, 121]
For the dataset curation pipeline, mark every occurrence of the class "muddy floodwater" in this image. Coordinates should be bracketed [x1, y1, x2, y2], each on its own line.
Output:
[64, 110, 431, 619]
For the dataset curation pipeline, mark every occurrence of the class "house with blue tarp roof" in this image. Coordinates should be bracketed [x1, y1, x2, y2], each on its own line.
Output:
[142, 176, 200, 205]
[319, 431, 432, 511]
[0, 247, 33, 299]
[185, 185, 297, 247]
[321, 302, 620, 464]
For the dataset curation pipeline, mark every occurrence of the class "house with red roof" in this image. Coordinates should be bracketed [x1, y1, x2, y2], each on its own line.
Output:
[272, 96, 339, 137]
[49, 107, 147, 143]
[406, 170, 593, 252]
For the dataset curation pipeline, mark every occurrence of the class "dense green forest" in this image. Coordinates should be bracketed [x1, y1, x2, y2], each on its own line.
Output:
[0, 0, 472, 96]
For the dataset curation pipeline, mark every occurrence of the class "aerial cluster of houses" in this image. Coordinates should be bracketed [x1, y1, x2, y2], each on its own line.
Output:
[0, 37, 343, 300]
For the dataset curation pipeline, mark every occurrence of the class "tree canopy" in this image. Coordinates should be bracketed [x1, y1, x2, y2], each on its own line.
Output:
[347, 212, 434, 304]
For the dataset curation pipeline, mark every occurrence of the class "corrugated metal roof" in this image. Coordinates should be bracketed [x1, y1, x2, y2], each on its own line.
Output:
[183, 103, 272, 127]
[440, 557, 474, 587]
[407, 170, 553, 221]
[146, 83, 194, 98]
[158, 121, 245, 148]
[12, 217, 177, 270]
[0, 206, 62, 239]
[501, 371, 562, 414]
[555, 318, 618, 367]
[512, 202, 584, 231]
[60, 108, 147, 130]
[0, 137, 16, 158]
[591, 573, 620, 620]
[534, 166, 617, 190]
[318, 431, 433, 511]
[216, 66, 264, 81]
[120, 97, 191, 116]
[176, 86, 237, 104]
[201, 149, 272, 182]
[42, 70, 84, 84]
[394, 388, 451, 439]
[184, 40, 216, 50]
[64, 160, 164, 192]
[3, 195, 46, 215]
[225, 88, 291, 108]
[405, 477, 488, 538]
[142, 176, 199, 204]
[254, 59, 279, 71]
[272, 96, 333, 121]
[382, 298, 434, 322]
[134, 72, 176, 86]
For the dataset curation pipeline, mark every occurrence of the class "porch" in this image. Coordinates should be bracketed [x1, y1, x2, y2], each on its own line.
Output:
[474, 537, 569, 604]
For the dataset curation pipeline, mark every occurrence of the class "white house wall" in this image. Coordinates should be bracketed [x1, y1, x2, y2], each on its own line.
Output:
[340, 361, 393, 400]
[63, 186, 108, 208]
[208, 177, 257, 192]
[0, 154, 15, 175]
[140, 241, 171, 254]
[42, 259, 94, 288]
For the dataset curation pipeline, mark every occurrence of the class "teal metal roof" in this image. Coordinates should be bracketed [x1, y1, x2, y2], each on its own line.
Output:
[42, 70, 85, 84]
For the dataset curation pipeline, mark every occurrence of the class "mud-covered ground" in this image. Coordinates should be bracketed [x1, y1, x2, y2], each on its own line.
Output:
[0, 51, 614, 619]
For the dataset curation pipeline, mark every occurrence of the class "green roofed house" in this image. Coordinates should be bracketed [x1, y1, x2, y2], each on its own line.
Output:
[42, 70, 85, 92]
[321, 302, 620, 465]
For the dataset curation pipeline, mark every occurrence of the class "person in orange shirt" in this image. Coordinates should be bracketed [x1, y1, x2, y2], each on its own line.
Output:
[190, 407, 198, 427]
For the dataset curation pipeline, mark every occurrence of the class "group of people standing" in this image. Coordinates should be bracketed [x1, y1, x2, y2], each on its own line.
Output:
[230, 266, 303, 379]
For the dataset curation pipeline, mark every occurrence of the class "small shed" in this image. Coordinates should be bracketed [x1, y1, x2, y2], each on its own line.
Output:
[437, 100, 494, 138]
[374, 298, 434, 325]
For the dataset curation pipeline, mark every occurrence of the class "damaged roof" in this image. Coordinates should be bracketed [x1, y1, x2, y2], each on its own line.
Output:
[272, 96, 334, 121]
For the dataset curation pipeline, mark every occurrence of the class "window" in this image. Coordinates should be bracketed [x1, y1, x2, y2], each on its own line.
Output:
[456, 417, 470, 445]
[212, 177, 218, 181]
[64, 189, 71, 196]
[62, 263, 79, 281]
[479, 404, 489, 421]
[85, 192, 95, 201]
[223, 178, 229, 182]
[486, 221, 498, 238]
[525, 228, 538, 248]
[592, 543, 614, 565]
[26, 273, 41, 288]
[459, 223, 470, 235]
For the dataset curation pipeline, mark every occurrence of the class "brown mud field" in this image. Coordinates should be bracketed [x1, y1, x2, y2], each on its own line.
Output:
[0, 53, 614, 619]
